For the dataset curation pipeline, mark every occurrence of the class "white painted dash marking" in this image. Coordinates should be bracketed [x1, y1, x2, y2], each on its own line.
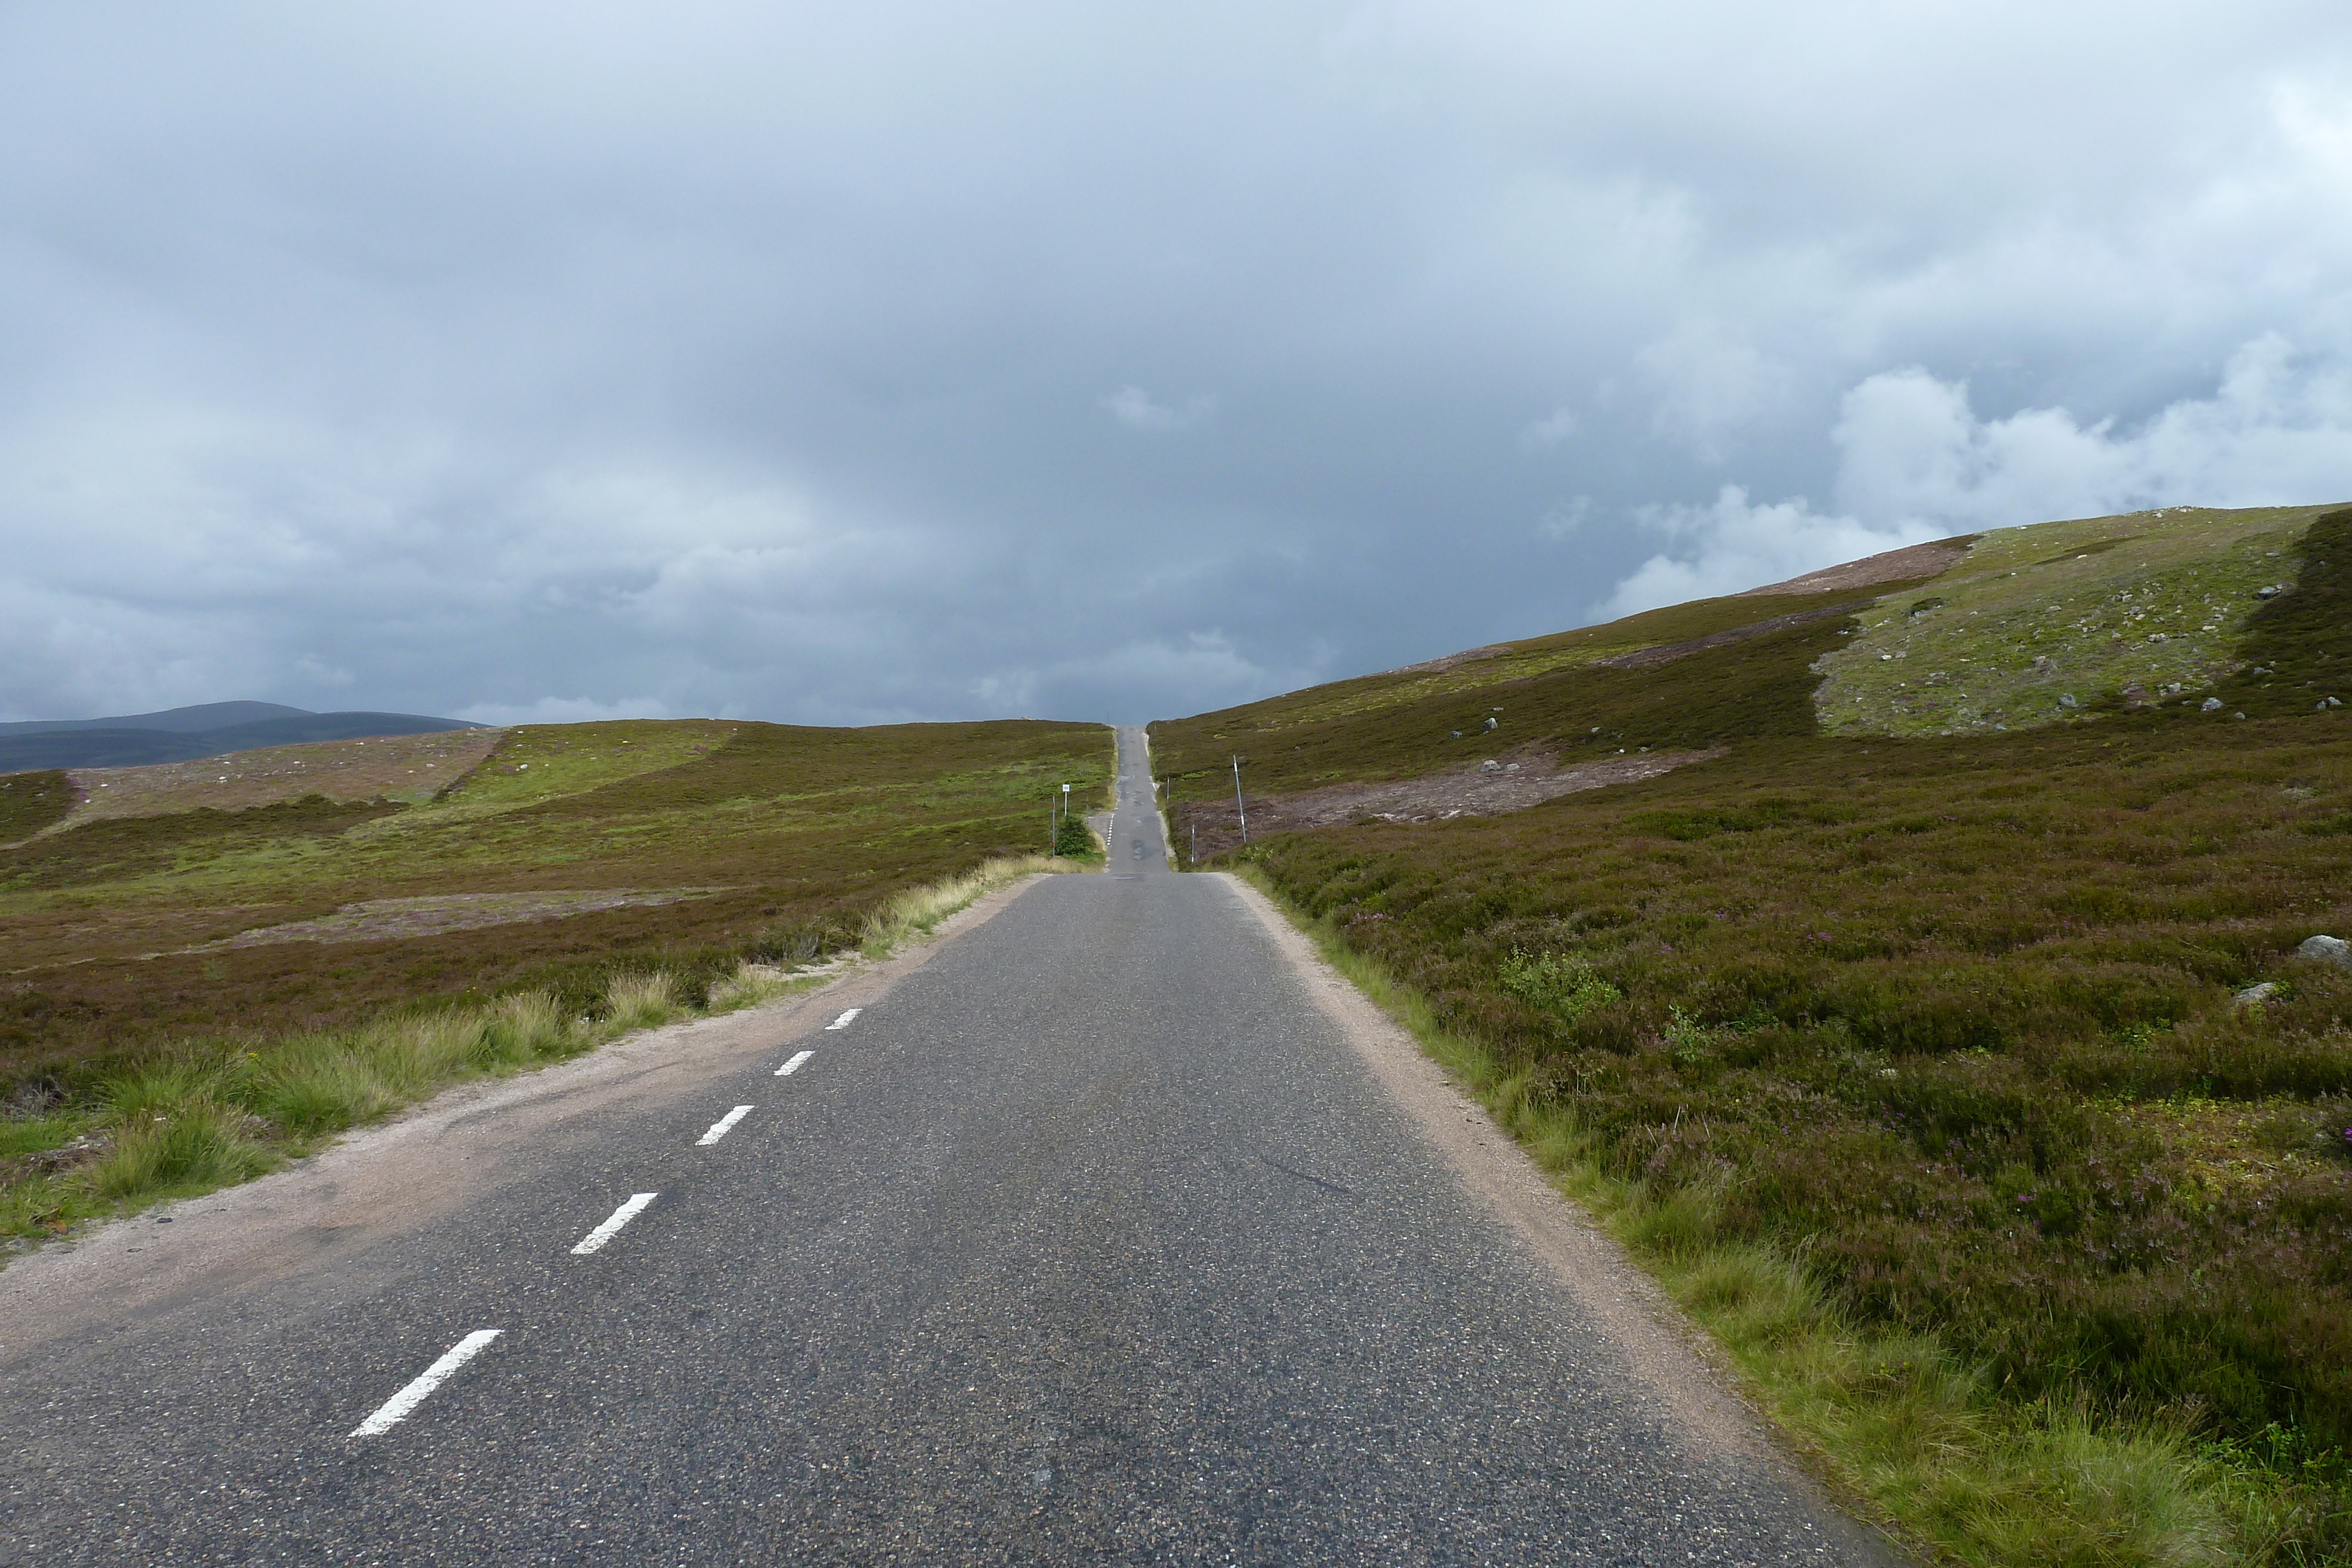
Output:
[776, 1049, 816, 1077]
[697, 1105, 753, 1145]
[824, 1008, 860, 1030]
[350, 1330, 501, 1437]
[571, 1192, 658, 1255]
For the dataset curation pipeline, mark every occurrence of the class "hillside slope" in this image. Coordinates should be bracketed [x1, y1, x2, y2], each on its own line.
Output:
[2, 718, 1109, 1085]
[1152, 503, 2345, 836]
[1157, 503, 2352, 1563]
[0, 704, 482, 772]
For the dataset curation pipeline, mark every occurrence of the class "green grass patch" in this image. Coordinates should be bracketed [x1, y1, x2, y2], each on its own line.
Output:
[410, 718, 739, 821]
[1818, 503, 2343, 737]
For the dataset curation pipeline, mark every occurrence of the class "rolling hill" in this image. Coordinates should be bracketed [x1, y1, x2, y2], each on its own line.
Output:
[0, 702, 482, 773]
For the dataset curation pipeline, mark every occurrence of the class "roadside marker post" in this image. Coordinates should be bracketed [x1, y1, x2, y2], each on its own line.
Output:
[1232, 755, 1247, 845]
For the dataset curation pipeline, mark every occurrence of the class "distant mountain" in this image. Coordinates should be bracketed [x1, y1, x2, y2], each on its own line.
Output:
[0, 701, 315, 737]
[0, 704, 485, 773]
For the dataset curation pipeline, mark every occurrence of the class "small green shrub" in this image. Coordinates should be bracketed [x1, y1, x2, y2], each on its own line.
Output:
[1498, 948, 1622, 1022]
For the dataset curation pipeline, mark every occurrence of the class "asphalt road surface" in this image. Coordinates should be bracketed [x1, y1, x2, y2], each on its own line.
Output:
[0, 726, 1887, 1565]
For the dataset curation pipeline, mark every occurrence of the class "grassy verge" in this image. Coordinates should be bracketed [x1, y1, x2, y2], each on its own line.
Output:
[861, 851, 1083, 953]
[0, 852, 1078, 1260]
[1234, 863, 2346, 1566]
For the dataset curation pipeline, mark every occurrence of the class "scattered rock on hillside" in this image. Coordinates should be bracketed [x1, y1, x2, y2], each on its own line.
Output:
[2299, 934, 2351, 968]
[2235, 981, 2280, 1007]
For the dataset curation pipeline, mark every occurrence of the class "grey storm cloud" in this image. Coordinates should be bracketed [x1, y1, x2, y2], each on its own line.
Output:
[4, 1, 2352, 726]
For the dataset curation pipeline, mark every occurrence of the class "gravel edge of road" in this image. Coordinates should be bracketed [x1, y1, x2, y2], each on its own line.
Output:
[1217, 869, 1907, 1566]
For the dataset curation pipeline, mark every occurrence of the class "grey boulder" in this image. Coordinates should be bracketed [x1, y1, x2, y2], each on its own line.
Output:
[2298, 934, 2351, 968]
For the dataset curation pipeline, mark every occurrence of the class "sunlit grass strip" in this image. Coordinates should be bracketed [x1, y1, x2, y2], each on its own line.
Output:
[1, 853, 1073, 1258]
[1230, 863, 2318, 1568]
[861, 852, 1083, 955]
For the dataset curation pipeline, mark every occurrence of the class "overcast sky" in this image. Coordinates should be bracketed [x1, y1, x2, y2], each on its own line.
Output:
[5, 2, 2351, 727]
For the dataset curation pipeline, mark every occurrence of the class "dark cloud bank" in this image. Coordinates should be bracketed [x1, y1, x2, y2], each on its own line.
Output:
[5, 1, 2351, 727]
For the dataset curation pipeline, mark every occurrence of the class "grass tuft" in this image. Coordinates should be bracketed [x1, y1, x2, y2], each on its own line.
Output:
[88, 1102, 273, 1200]
[604, 970, 679, 1031]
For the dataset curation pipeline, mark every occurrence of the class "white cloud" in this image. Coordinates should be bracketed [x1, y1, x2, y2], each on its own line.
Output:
[1103, 386, 1217, 433]
[1596, 333, 2352, 621]
[1834, 334, 2352, 527]
[1595, 487, 1938, 618]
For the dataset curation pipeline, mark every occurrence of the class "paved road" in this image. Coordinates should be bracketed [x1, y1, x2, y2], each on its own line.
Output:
[0, 726, 1883, 1564]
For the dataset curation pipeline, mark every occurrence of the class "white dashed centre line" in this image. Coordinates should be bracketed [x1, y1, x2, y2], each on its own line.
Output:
[697, 1105, 753, 1146]
[571, 1192, 658, 1255]
[350, 1330, 502, 1437]
[776, 1049, 816, 1076]
[824, 1008, 860, 1030]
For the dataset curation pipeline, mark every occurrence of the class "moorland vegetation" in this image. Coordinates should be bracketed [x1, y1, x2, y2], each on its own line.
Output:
[1, 717, 1109, 1244]
[1157, 504, 2352, 1564]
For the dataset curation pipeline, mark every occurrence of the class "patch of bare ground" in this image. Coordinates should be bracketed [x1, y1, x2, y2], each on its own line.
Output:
[188, 888, 731, 950]
[61, 728, 503, 825]
[1180, 748, 1723, 857]
[1735, 536, 1974, 597]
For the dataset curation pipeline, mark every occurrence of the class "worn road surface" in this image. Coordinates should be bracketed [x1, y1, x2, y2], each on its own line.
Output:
[0, 726, 1887, 1564]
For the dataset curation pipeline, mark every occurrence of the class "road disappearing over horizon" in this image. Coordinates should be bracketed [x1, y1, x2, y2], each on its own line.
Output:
[0, 726, 1883, 1564]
